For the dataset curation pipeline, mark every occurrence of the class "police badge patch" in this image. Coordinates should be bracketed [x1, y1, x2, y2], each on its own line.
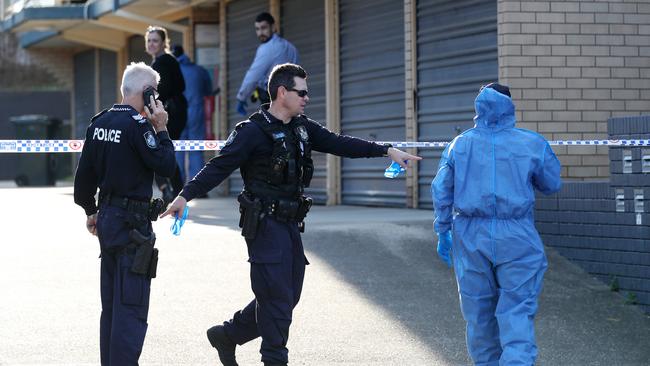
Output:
[225, 130, 238, 146]
[296, 125, 309, 141]
[144, 131, 157, 148]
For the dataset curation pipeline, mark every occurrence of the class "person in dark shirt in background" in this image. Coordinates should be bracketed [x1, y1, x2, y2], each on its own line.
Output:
[146, 25, 187, 204]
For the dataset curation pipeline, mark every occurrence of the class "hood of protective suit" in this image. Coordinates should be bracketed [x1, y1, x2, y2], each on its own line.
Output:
[177, 54, 190, 65]
[473, 87, 515, 131]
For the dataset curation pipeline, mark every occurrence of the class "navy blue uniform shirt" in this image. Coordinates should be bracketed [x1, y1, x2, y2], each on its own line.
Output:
[74, 104, 177, 216]
[180, 108, 388, 200]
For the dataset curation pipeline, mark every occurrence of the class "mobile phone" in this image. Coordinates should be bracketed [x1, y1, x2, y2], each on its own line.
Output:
[143, 86, 156, 113]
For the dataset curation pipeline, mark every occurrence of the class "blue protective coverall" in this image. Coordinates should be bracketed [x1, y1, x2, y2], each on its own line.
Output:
[236, 33, 299, 103]
[176, 54, 212, 182]
[432, 87, 562, 366]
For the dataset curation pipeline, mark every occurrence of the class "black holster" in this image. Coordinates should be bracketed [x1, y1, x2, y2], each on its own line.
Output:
[238, 193, 263, 240]
[296, 196, 313, 221]
[148, 198, 165, 222]
[129, 229, 158, 278]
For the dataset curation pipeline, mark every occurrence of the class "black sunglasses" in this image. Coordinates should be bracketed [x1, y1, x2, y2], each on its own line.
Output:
[285, 87, 308, 98]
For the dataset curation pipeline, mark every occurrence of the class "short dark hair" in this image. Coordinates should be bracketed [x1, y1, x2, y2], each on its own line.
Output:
[255, 12, 275, 25]
[171, 44, 184, 58]
[267, 63, 307, 101]
[482, 82, 511, 98]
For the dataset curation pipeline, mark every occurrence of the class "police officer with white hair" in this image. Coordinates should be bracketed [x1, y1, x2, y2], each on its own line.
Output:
[74, 62, 176, 365]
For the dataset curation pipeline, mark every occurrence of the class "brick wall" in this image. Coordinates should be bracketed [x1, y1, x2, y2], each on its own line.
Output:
[498, 0, 650, 179]
[536, 115, 650, 314]
[0, 32, 75, 91]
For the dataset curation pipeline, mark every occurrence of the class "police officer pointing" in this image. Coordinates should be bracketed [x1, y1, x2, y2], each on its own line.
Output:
[162, 63, 421, 366]
[74, 62, 176, 365]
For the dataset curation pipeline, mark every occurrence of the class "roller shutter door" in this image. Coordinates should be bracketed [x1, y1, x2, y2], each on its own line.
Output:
[99, 50, 117, 108]
[226, 0, 267, 195]
[339, 0, 405, 207]
[74, 50, 96, 138]
[416, 0, 497, 208]
[281, 0, 327, 204]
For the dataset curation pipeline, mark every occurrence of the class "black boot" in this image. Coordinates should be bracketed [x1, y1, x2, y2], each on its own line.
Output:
[206, 325, 238, 366]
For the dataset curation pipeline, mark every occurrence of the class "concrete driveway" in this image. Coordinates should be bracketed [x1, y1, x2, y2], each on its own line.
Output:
[0, 185, 648, 365]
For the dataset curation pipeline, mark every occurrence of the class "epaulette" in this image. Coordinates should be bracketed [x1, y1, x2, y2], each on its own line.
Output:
[109, 107, 131, 112]
[90, 109, 108, 123]
[131, 113, 147, 124]
[235, 120, 250, 129]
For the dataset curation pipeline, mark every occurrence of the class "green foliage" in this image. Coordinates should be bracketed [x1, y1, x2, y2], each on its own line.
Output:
[624, 292, 638, 305]
[608, 276, 619, 292]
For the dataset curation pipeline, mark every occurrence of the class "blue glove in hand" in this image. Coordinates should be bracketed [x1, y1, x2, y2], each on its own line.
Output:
[436, 231, 453, 268]
[236, 100, 247, 116]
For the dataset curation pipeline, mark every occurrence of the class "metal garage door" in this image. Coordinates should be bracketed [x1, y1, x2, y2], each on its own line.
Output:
[227, 0, 267, 196]
[339, 0, 405, 207]
[281, 0, 327, 204]
[74, 49, 96, 138]
[99, 49, 117, 108]
[416, 0, 497, 208]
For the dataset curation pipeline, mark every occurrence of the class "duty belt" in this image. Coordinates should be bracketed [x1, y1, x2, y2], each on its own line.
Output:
[99, 193, 155, 217]
[261, 196, 313, 223]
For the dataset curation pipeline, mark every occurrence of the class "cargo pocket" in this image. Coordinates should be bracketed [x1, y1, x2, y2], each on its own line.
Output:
[247, 246, 283, 264]
[121, 265, 145, 306]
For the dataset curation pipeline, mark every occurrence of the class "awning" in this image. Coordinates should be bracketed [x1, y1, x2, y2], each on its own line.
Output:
[1, 0, 207, 49]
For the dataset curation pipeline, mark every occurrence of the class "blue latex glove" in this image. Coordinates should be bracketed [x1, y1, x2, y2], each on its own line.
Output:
[236, 100, 247, 116]
[384, 160, 407, 178]
[170, 206, 189, 236]
[437, 231, 453, 268]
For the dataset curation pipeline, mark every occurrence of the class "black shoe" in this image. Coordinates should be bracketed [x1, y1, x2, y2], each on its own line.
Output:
[206, 325, 238, 366]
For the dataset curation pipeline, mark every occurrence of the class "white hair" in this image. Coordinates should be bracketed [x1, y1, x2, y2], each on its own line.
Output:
[120, 62, 160, 98]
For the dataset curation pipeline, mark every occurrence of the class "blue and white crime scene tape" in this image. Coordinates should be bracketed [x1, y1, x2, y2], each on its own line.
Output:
[1, 139, 650, 153]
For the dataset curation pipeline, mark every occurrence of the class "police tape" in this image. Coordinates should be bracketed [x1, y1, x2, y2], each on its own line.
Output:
[1, 139, 650, 153]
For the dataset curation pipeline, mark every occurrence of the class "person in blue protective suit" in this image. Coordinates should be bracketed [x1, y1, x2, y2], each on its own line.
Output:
[74, 62, 176, 366]
[171, 45, 213, 183]
[161, 63, 421, 366]
[431, 83, 562, 366]
[235, 12, 299, 116]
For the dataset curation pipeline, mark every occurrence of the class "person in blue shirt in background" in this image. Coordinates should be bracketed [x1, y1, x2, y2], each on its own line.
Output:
[236, 12, 299, 116]
[432, 83, 562, 366]
[172, 45, 213, 186]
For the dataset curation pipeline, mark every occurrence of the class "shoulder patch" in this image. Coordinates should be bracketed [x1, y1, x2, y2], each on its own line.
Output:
[225, 130, 238, 146]
[143, 131, 157, 148]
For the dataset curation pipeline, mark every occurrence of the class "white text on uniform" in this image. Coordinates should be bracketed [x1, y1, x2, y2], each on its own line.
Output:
[93, 128, 121, 143]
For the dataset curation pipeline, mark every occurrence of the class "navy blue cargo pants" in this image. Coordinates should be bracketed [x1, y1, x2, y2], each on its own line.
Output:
[223, 216, 308, 364]
[97, 205, 152, 366]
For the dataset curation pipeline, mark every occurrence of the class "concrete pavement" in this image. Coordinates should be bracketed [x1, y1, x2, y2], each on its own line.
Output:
[0, 184, 648, 365]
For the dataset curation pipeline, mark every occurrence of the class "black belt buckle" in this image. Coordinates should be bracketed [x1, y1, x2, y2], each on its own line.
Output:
[275, 199, 299, 222]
